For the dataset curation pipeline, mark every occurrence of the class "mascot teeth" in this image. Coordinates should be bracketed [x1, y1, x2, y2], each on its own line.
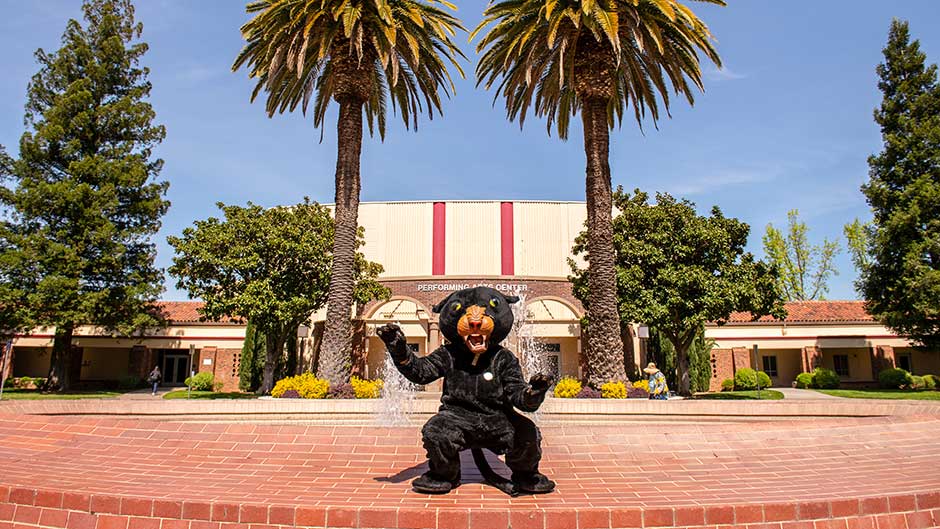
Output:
[467, 334, 486, 351]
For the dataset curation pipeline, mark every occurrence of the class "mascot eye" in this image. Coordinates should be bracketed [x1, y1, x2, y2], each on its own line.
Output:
[450, 302, 462, 312]
[489, 298, 500, 308]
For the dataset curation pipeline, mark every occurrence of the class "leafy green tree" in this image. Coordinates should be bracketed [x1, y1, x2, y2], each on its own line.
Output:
[843, 218, 871, 279]
[861, 20, 940, 348]
[762, 210, 840, 301]
[647, 326, 713, 393]
[473, 0, 723, 386]
[167, 200, 389, 394]
[232, 0, 465, 385]
[0, 0, 169, 391]
[571, 189, 785, 395]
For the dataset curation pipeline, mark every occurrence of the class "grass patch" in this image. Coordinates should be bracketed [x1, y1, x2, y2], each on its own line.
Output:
[815, 389, 940, 400]
[163, 390, 257, 400]
[693, 390, 785, 400]
[0, 388, 123, 400]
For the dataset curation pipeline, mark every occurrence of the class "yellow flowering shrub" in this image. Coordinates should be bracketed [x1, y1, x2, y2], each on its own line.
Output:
[271, 373, 329, 399]
[350, 376, 384, 399]
[632, 379, 649, 392]
[553, 376, 582, 398]
[600, 381, 627, 399]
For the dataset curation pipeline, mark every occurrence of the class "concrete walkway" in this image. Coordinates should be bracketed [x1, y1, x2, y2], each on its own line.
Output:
[116, 386, 174, 399]
[776, 387, 843, 399]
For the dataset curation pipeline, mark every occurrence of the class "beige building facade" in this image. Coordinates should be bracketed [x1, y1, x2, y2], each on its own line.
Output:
[4, 201, 937, 390]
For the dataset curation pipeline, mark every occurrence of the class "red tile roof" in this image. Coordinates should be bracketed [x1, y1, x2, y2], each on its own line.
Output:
[726, 300, 873, 324]
[155, 301, 242, 325]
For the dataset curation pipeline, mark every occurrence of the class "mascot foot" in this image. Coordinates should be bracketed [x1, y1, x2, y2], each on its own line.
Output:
[512, 472, 556, 494]
[412, 473, 460, 494]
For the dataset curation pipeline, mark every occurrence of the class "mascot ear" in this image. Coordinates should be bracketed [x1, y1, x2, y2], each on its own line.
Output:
[432, 294, 452, 314]
[505, 295, 520, 304]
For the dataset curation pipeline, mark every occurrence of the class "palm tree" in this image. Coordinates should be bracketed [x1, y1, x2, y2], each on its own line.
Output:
[473, 0, 722, 386]
[234, 0, 465, 385]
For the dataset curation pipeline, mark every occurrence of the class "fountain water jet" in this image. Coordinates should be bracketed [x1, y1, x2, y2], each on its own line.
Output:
[376, 323, 419, 426]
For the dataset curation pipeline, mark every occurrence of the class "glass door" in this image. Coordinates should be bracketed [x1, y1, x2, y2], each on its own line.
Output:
[162, 354, 189, 385]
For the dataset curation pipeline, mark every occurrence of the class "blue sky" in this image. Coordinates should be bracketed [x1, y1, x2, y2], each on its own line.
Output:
[1, 1, 938, 301]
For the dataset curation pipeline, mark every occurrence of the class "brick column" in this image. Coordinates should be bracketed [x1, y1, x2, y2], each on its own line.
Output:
[731, 347, 752, 370]
[871, 345, 895, 379]
[709, 349, 734, 391]
[802, 346, 822, 372]
[198, 347, 216, 375]
[0, 342, 13, 383]
[214, 349, 240, 392]
[129, 345, 153, 380]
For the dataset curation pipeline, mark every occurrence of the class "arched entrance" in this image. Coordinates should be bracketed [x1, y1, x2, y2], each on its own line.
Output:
[363, 297, 431, 380]
[521, 297, 582, 379]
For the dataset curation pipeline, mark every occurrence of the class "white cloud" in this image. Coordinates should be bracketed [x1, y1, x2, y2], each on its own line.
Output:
[705, 66, 747, 82]
[174, 65, 223, 84]
[667, 168, 776, 196]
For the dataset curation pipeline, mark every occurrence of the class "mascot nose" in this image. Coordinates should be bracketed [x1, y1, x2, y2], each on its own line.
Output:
[468, 320, 482, 333]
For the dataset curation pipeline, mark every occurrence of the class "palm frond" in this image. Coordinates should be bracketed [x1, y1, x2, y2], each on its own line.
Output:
[473, 0, 722, 137]
[233, 0, 466, 139]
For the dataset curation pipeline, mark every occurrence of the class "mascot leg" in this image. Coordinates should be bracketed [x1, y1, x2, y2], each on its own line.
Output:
[414, 412, 466, 494]
[504, 413, 556, 493]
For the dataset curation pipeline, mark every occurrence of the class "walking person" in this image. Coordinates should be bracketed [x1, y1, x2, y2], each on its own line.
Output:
[148, 366, 161, 396]
[644, 362, 669, 400]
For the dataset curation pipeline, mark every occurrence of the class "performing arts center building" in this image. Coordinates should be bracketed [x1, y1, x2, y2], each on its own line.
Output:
[6, 200, 939, 392]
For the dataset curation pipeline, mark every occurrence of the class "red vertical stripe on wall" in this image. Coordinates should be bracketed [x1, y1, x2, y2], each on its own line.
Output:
[432, 202, 446, 275]
[500, 202, 514, 276]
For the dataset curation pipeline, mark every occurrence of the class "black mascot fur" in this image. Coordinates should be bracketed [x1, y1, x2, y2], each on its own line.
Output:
[377, 286, 555, 496]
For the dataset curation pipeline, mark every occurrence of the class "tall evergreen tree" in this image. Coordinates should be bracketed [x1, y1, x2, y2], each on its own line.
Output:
[861, 20, 940, 348]
[0, 0, 169, 390]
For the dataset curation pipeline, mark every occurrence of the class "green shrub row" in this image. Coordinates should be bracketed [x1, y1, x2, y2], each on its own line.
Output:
[793, 368, 840, 389]
[879, 368, 940, 390]
[720, 368, 772, 392]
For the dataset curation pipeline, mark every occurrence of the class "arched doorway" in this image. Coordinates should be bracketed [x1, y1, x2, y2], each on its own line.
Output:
[363, 297, 431, 380]
[521, 297, 583, 379]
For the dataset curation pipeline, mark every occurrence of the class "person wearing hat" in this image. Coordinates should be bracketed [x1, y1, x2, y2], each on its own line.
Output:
[643, 362, 669, 400]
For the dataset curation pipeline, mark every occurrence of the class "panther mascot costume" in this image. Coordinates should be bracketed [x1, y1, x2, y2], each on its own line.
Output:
[377, 286, 555, 496]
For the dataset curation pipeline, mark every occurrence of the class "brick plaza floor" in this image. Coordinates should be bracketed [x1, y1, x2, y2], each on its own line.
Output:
[0, 403, 938, 529]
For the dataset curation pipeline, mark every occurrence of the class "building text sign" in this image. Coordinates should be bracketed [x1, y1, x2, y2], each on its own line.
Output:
[416, 282, 530, 293]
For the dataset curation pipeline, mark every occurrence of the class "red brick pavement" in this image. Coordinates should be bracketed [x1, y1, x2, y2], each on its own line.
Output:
[0, 413, 937, 528]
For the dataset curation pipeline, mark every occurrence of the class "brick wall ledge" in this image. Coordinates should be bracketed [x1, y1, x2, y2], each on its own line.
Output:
[0, 414, 938, 529]
[1, 397, 938, 418]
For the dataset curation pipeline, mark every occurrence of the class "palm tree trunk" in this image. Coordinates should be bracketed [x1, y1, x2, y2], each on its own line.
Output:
[318, 99, 364, 386]
[581, 98, 627, 387]
[45, 323, 74, 392]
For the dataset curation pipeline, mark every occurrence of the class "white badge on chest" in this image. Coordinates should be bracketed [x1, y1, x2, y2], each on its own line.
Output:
[483, 372, 494, 381]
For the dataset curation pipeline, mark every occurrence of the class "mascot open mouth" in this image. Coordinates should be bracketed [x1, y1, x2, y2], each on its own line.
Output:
[465, 333, 487, 353]
[457, 305, 495, 357]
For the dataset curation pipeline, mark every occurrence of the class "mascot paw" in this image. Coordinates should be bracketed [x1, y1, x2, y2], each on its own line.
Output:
[512, 472, 556, 494]
[412, 473, 460, 494]
[376, 323, 405, 346]
[527, 373, 553, 394]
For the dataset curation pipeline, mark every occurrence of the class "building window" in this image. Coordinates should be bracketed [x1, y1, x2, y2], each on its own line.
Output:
[833, 354, 850, 377]
[897, 353, 912, 373]
[762, 356, 778, 377]
[540, 343, 561, 353]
